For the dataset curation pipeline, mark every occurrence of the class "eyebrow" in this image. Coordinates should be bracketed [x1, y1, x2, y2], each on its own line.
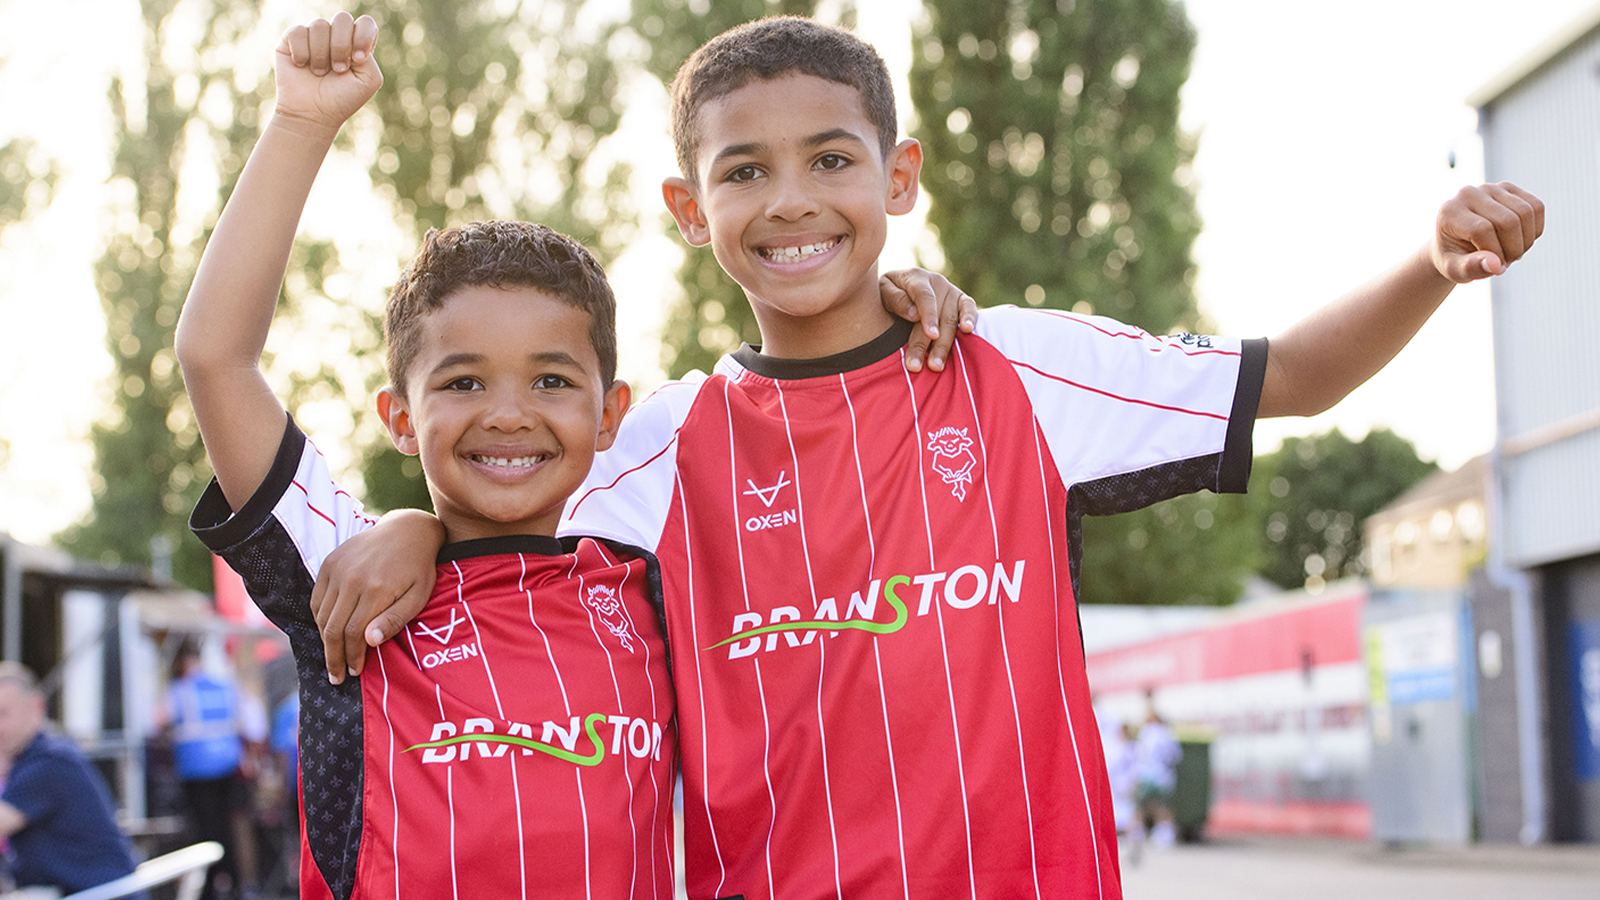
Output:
[428, 350, 585, 376]
[710, 128, 872, 167]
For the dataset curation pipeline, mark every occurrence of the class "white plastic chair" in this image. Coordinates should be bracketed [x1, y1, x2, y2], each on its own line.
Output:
[59, 841, 223, 900]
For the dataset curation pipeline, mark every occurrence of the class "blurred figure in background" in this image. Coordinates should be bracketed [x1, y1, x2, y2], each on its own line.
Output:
[0, 662, 137, 897]
[1134, 694, 1182, 850]
[165, 641, 254, 900]
[1105, 720, 1143, 865]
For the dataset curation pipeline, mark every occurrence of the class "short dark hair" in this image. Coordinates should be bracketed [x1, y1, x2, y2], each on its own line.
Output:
[384, 221, 618, 398]
[669, 16, 898, 184]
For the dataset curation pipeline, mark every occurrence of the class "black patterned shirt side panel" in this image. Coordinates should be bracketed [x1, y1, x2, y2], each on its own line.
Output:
[190, 417, 368, 900]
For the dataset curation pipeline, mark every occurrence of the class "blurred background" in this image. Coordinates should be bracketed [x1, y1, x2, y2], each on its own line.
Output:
[0, 0, 1597, 895]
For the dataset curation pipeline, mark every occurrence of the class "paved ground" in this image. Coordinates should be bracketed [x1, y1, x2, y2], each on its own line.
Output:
[1120, 835, 1600, 900]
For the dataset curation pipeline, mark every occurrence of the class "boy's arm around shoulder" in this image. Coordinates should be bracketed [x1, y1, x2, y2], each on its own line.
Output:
[312, 371, 704, 682]
[1259, 182, 1543, 418]
[175, 13, 381, 511]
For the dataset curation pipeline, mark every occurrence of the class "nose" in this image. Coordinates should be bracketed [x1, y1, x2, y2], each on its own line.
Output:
[480, 384, 534, 432]
[763, 167, 819, 222]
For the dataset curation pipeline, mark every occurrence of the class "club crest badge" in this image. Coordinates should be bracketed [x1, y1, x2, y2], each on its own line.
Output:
[927, 426, 978, 502]
[585, 584, 633, 651]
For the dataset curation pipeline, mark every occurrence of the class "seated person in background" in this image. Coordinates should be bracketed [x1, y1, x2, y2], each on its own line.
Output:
[0, 662, 137, 897]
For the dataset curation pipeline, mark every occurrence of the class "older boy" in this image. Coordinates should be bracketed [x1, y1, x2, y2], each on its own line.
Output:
[176, 14, 673, 898]
[318, 16, 1543, 900]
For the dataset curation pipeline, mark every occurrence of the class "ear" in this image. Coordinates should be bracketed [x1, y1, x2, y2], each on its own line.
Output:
[595, 380, 632, 452]
[885, 138, 922, 216]
[376, 386, 420, 456]
[662, 177, 711, 247]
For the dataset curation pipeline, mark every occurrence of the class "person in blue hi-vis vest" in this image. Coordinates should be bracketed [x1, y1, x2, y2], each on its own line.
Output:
[165, 640, 246, 900]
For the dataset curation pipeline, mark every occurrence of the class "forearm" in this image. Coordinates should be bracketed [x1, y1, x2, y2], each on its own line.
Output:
[1258, 245, 1453, 418]
[177, 115, 337, 375]
[176, 114, 340, 506]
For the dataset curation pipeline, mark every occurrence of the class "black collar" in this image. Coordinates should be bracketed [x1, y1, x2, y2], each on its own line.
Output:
[730, 319, 914, 380]
[437, 534, 566, 563]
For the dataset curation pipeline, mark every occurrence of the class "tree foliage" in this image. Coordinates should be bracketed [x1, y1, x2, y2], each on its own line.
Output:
[910, 0, 1202, 333]
[61, 0, 635, 585]
[0, 139, 57, 234]
[1252, 428, 1437, 590]
[914, 0, 1232, 606]
[58, 0, 267, 589]
[1077, 492, 1262, 607]
[357, 0, 636, 513]
[627, 0, 844, 378]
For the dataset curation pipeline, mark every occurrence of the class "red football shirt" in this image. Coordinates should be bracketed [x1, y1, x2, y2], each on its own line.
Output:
[193, 420, 676, 900]
[564, 309, 1264, 900]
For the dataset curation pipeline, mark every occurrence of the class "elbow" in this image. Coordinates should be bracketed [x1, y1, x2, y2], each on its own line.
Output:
[1256, 353, 1342, 419]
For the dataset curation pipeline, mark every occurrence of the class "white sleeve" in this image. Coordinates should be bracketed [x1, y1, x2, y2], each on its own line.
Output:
[973, 305, 1265, 499]
[560, 372, 709, 551]
[191, 416, 378, 583]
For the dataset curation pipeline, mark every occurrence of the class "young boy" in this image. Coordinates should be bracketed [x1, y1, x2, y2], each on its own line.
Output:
[317, 16, 1543, 900]
[175, 14, 673, 898]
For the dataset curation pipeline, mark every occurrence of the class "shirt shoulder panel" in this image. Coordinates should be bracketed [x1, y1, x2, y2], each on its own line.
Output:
[562, 371, 710, 549]
[972, 305, 1257, 491]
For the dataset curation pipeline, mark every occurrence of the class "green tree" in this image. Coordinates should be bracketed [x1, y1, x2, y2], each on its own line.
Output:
[1252, 428, 1437, 590]
[910, 0, 1201, 332]
[58, 0, 268, 589]
[1077, 491, 1262, 607]
[0, 139, 56, 233]
[626, 0, 844, 378]
[913, 0, 1245, 606]
[359, 0, 635, 513]
[59, 0, 634, 585]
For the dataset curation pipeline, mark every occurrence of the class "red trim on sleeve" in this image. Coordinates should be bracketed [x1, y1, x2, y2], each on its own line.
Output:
[1008, 359, 1229, 421]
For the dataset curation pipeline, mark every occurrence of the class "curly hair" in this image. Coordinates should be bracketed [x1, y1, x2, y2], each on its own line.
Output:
[384, 221, 617, 398]
[669, 16, 898, 184]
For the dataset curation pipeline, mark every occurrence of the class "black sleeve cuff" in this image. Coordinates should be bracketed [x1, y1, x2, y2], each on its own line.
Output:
[189, 413, 305, 552]
[1217, 337, 1267, 493]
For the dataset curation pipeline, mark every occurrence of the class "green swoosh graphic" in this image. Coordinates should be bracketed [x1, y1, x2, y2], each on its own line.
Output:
[402, 712, 608, 766]
[706, 575, 910, 650]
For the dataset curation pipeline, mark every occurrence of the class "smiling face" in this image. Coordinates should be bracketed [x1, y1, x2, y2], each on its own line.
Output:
[663, 74, 922, 359]
[377, 285, 629, 542]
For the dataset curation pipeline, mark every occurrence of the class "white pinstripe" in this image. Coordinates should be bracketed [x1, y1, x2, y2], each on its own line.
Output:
[677, 468, 730, 896]
[575, 555, 642, 900]
[380, 634, 400, 898]
[722, 378, 779, 900]
[900, 362, 978, 897]
[589, 540, 669, 900]
[773, 379, 844, 899]
[953, 344, 1042, 897]
[1033, 425, 1108, 899]
[520, 553, 592, 900]
[840, 370, 910, 899]
[433, 684, 460, 900]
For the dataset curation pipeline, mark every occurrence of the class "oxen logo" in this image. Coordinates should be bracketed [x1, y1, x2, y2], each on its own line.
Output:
[742, 471, 791, 508]
[927, 427, 977, 501]
[415, 609, 466, 645]
[585, 584, 633, 651]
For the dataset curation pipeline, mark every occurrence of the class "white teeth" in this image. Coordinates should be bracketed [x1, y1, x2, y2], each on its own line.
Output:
[762, 239, 838, 262]
[473, 454, 543, 469]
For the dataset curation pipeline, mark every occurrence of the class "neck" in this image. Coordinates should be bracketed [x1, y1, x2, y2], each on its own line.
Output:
[750, 291, 897, 361]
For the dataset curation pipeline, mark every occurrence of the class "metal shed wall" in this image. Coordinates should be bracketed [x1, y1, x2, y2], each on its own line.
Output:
[1479, 22, 1600, 567]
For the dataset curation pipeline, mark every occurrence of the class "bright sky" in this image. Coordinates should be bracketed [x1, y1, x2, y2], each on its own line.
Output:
[0, 0, 1593, 546]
